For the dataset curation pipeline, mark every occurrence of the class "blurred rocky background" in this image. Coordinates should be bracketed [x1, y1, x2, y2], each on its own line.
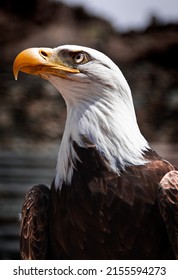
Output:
[0, 0, 178, 259]
[1, 0, 178, 148]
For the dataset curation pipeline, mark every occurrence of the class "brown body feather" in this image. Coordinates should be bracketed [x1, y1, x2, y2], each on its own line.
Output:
[20, 185, 50, 259]
[20, 143, 178, 259]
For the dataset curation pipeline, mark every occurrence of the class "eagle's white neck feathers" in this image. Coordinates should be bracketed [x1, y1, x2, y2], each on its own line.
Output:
[46, 45, 150, 188]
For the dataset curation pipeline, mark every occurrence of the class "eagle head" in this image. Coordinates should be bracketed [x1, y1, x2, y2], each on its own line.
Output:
[13, 45, 149, 187]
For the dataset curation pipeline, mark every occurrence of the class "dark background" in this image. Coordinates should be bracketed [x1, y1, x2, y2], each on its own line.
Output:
[0, 0, 178, 259]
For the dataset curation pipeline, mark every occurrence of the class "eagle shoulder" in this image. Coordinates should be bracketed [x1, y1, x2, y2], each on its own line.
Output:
[158, 170, 178, 259]
[20, 184, 50, 260]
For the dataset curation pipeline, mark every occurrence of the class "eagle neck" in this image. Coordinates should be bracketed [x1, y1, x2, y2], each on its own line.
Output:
[55, 90, 150, 189]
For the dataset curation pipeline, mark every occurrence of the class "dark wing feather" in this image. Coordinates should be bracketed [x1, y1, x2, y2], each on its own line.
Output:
[158, 170, 178, 259]
[20, 184, 50, 259]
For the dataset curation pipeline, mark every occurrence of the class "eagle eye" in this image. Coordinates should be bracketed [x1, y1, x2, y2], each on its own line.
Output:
[73, 52, 87, 64]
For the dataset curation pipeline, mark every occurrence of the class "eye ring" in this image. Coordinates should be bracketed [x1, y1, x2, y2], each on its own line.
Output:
[73, 52, 85, 64]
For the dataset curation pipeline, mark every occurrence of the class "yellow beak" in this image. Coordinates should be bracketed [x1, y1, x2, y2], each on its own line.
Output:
[13, 47, 80, 80]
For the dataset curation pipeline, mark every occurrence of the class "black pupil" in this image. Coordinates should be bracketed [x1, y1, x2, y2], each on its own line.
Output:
[76, 53, 82, 61]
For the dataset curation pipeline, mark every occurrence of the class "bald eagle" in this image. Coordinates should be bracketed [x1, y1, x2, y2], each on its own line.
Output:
[13, 45, 178, 260]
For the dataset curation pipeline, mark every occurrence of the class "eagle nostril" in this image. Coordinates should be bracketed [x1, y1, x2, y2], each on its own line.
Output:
[39, 50, 48, 60]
